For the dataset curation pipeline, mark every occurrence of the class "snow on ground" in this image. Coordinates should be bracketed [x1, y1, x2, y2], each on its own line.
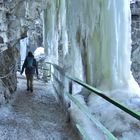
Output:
[0, 75, 79, 140]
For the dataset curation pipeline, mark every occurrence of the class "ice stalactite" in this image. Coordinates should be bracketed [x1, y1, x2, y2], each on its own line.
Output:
[20, 38, 27, 69]
[65, 0, 139, 93]
[43, 0, 140, 94]
[97, 0, 139, 93]
[43, 1, 59, 64]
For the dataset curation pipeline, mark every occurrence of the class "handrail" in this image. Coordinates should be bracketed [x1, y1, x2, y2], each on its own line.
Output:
[45, 62, 140, 140]
[46, 62, 140, 121]
[66, 76, 140, 121]
[50, 64, 117, 139]
[76, 124, 90, 140]
[66, 92, 117, 140]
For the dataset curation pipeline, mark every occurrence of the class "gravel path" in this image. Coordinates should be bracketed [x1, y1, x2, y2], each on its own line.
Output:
[0, 77, 79, 140]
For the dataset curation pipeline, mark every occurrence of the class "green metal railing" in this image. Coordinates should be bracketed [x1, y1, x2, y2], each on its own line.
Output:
[76, 124, 90, 140]
[66, 92, 117, 140]
[45, 62, 140, 140]
[66, 76, 140, 121]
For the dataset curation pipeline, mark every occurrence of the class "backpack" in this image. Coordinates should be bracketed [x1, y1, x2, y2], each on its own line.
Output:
[26, 57, 34, 69]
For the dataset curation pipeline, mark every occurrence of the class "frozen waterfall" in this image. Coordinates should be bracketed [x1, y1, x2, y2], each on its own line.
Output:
[20, 38, 27, 70]
[43, 0, 140, 93]
[97, 0, 139, 92]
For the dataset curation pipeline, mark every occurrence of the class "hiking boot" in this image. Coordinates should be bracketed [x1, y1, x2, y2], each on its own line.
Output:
[30, 88, 33, 92]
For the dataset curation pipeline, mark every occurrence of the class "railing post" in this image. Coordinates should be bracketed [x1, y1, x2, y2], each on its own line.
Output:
[66, 80, 73, 123]
[69, 80, 73, 94]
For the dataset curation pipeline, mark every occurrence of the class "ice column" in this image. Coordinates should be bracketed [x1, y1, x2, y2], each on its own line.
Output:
[20, 38, 27, 69]
[97, 0, 139, 92]
[43, 1, 59, 64]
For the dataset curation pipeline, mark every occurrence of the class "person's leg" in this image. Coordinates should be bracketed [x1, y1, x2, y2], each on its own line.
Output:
[29, 74, 34, 92]
[26, 74, 30, 91]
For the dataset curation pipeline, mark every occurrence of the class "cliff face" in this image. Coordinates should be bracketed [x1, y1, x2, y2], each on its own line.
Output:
[131, 1, 140, 86]
[0, 0, 43, 105]
[0, 1, 19, 104]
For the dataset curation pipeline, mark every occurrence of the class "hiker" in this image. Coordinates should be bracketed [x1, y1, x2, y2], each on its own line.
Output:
[20, 51, 38, 92]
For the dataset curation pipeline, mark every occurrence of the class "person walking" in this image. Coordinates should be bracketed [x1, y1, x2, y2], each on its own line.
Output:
[20, 51, 38, 92]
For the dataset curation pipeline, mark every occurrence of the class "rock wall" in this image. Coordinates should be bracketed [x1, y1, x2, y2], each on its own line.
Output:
[25, 0, 43, 52]
[0, 1, 20, 104]
[0, 46, 18, 105]
[0, 0, 44, 105]
[131, 1, 140, 86]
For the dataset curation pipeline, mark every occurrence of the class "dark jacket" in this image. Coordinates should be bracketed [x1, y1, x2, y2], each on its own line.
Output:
[21, 56, 38, 75]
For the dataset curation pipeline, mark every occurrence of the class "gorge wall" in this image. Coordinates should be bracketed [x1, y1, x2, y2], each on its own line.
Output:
[0, 0, 43, 105]
[131, 1, 140, 86]
[0, 0, 140, 105]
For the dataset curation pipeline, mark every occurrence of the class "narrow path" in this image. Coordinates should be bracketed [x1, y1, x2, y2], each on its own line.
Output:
[0, 76, 79, 140]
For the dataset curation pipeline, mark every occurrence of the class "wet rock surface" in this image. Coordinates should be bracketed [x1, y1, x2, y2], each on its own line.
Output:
[131, 1, 140, 86]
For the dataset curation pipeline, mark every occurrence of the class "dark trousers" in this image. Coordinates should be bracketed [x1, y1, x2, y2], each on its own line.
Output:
[26, 74, 34, 89]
